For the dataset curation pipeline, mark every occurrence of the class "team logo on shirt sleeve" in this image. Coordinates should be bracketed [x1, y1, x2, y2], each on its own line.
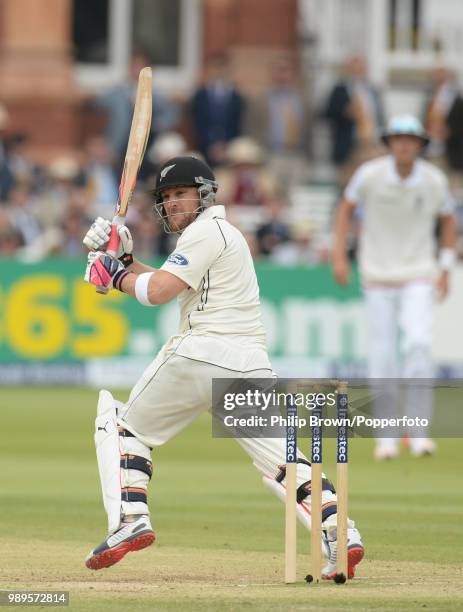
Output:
[167, 253, 189, 266]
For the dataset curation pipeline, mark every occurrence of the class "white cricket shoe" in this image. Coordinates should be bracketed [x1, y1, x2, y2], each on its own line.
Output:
[322, 526, 365, 580]
[409, 438, 436, 457]
[85, 515, 155, 570]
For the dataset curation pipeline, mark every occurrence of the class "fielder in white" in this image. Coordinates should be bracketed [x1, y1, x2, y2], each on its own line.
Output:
[83, 156, 364, 576]
[333, 115, 457, 459]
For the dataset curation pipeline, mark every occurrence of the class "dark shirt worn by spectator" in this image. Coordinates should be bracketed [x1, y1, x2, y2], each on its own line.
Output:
[191, 82, 244, 166]
[324, 81, 384, 165]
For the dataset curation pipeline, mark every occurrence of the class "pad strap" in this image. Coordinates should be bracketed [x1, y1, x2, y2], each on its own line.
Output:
[322, 501, 337, 522]
[118, 427, 135, 437]
[121, 488, 147, 504]
[120, 454, 153, 479]
[297, 478, 336, 504]
[118, 426, 153, 450]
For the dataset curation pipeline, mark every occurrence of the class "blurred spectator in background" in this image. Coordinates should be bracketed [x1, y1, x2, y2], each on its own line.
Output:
[271, 221, 319, 266]
[243, 231, 260, 260]
[147, 131, 187, 175]
[246, 57, 308, 193]
[0, 105, 15, 201]
[0, 207, 23, 255]
[5, 133, 42, 192]
[144, 131, 190, 192]
[324, 55, 385, 187]
[190, 53, 245, 167]
[255, 196, 290, 256]
[424, 66, 463, 186]
[33, 156, 83, 230]
[215, 137, 277, 206]
[83, 135, 118, 218]
[93, 49, 180, 168]
[59, 207, 90, 257]
[6, 184, 41, 248]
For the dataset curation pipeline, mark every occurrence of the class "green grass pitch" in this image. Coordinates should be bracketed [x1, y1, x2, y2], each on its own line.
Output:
[1, 387, 462, 611]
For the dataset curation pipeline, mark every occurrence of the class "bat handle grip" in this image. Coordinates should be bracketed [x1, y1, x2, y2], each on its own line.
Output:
[106, 223, 120, 256]
[95, 222, 121, 294]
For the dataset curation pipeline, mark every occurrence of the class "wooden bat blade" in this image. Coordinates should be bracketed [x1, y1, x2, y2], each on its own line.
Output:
[95, 67, 152, 295]
[116, 66, 153, 219]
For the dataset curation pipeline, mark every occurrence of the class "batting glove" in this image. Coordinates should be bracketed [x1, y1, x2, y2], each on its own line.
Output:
[84, 251, 132, 292]
[83, 217, 134, 267]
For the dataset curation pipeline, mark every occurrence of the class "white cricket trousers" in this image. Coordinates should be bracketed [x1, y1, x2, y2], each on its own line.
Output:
[117, 334, 338, 530]
[364, 282, 434, 449]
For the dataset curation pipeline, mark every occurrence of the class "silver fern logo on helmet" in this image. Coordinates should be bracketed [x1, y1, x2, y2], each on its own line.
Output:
[159, 164, 176, 180]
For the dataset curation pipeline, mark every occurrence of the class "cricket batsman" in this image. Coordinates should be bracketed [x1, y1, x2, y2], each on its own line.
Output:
[83, 156, 364, 576]
[333, 115, 457, 459]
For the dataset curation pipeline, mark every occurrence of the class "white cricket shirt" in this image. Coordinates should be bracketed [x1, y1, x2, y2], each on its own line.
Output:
[161, 205, 271, 371]
[345, 155, 453, 284]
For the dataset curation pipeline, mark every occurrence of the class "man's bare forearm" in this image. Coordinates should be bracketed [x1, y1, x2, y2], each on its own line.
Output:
[127, 257, 158, 274]
[439, 214, 457, 250]
[333, 199, 355, 259]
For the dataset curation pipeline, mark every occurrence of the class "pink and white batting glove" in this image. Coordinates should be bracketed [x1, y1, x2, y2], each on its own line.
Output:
[83, 217, 134, 267]
[84, 251, 132, 291]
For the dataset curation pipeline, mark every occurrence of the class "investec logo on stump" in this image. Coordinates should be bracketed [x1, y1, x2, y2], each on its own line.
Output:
[337, 393, 348, 463]
[311, 434, 322, 463]
[286, 417, 297, 462]
[311, 402, 323, 463]
[337, 436, 348, 463]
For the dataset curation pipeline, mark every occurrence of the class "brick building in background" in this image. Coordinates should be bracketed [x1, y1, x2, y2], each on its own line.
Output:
[0, 0, 299, 160]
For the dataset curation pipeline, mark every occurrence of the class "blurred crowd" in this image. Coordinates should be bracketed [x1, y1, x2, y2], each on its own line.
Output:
[1, 49, 463, 264]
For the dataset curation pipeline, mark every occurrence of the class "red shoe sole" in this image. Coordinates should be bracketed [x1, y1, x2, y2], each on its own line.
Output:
[347, 546, 364, 578]
[322, 546, 365, 581]
[86, 531, 155, 570]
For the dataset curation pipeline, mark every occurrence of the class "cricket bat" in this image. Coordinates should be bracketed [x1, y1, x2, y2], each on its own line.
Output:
[96, 66, 153, 294]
